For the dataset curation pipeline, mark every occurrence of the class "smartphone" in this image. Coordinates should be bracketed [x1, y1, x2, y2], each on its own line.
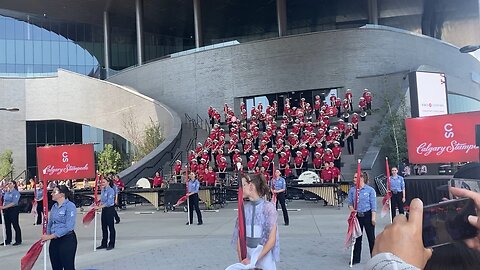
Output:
[422, 198, 477, 248]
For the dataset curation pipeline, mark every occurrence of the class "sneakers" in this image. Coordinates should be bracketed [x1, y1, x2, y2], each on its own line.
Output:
[12, 242, 21, 246]
[106, 246, 114, 251]
[115, 220, 120, 224]
[197, 222, 203, 225]
[0, 242, 10, 246]
[96, 245, 107, 250]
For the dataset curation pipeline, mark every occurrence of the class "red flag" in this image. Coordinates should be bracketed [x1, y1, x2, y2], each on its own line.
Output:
[381, 157, 392, 218]
[174, 195, 188, 207]
[345, 159, 363, 248]
[32, 178, 37, 216]
[237, 174, 247, 260]
[83, 175, 99, 226]
[20, 240, 44, 270]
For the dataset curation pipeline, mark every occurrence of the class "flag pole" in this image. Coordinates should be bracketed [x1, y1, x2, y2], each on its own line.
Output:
[350, 159, 361, 268]
[33, 177, 37, 225]
[386, 157, 393, 224]
[186, 165, 190, 225]
[0, 201, 5, 246]
[93, 174, 99, 251]
[42, 176, 48, 270]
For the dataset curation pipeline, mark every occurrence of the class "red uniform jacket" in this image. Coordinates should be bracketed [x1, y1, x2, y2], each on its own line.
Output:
[321, 169, 333, 182]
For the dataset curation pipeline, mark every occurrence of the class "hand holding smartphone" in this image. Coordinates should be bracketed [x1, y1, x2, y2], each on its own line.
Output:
[422, 198, 478, 248]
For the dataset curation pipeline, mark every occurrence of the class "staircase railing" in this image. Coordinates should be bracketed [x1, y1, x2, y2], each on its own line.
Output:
[13, 169, 28, 182]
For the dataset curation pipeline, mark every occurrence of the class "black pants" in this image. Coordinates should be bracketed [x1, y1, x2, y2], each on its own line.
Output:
[36, 200, 44, 225]
[188, 193, 203, 224]
[101, 206, 116, 247]
[49, 232, 77, 270]
[4, 206, 21, 244]
[276, 192, 289, 225]
[391, 192, 405, 219]
[353, 211, 375, 263]
[347, 137, 354, 154]
[334, 158, 341, 169]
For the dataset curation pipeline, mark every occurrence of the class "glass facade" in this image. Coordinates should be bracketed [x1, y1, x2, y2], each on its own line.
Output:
[448, 93, 480, 114]
[0, 15, 101, 77]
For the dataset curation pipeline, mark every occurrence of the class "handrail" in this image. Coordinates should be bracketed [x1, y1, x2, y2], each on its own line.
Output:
[13, 169, 28, 181]
[125, 132, 181, 186]
[2, 170, 13, 180]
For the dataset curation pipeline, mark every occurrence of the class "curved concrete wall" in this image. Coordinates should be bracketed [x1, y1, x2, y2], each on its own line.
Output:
[109, 27, 480, 119]
[0, 70, 181, 183]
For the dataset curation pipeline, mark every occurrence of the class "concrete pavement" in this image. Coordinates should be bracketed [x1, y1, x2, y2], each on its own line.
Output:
[1, 199, 391, 270]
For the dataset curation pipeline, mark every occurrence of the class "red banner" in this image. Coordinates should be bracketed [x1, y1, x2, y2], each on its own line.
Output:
[37, 144, 95, 181]
[405, 111, 480, 163]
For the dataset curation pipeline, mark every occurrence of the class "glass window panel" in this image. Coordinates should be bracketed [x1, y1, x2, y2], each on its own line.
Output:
[32, 23, 43, 40]
[51, 41, 60, 65]
[5, 18, 14, 39]
[42, 41, 51, 65]
[36, 122, 46, 143]
[6, 40, 15, 64]
[67, 23, 76, 40]
[26, 144, 37, 168]
[14, 20, 25, 40]
[58, 23, 68, 41]
[56, 121, 66, 143]
[6, 64, 15, 73]
[49, 22, 59, 41]
[65, 123, 74, 142]
[0, 17, 6, 39]
[24, 40, 34, 64]
[76, 23, 85, 42]
[15, 64, 25, 73]
[26, 122, 36, 143]
[33, 64, 42, 73]
[41, 21, 51, 41]
[68, 42, 77, 65]
[0, 39, 6, 63]
[77, 47, 85, 65]
[46, 122, 55, 144]
[75, 124, 82, 142]
[15, 39, 25, 64]
[0, 64, 6, 73]
[33, 40, 42, 64]
[25, 64, 33, 74]
[59, 41, 68, 65]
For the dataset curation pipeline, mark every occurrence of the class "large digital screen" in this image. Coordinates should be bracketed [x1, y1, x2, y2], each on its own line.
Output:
[409, 71, 448, 118]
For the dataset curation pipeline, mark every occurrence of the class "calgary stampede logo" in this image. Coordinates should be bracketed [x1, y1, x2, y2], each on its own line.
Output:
[42, 164, 90, 176]
[416, 140, 478, 157]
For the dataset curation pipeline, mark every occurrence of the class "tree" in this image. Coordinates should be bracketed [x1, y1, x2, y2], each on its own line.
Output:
[0, 149, 14, 179]
[134, 118, 165, 161]
[97, 144, 123, 174]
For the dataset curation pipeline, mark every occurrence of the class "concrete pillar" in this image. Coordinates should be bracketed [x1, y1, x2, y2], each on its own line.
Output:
[368, 0, 379, 25]
[103, 11, 110, 78]
[276, 0, 287, 37]
[193, 0, 203, 48]
[135, 0, 144, 65]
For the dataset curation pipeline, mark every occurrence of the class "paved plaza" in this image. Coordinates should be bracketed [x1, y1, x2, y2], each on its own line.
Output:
[1, 199, 390, 270]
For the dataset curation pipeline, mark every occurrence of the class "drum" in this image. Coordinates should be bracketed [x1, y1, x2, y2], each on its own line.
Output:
[297, 171, 320, 184]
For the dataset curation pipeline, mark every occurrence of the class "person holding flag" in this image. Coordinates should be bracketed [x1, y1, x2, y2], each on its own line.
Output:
[186, 172, 203, 225]
[271, 170, 289, 226]
[95, 177, 116, 250]
[0, 180, 22, 246]
[34, 181, 44, 225]
[229, 173, 279, 270]
[40, 185, 77, 270]
[389, 167, 405, 219]
[347, 171, 376, 265]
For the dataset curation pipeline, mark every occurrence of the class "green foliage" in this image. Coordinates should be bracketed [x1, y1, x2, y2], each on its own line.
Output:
[97, 144, 123, 174]
[0, 149, 14, 179]
[381, 93, 409, 167]
[134, 118, 165, 161]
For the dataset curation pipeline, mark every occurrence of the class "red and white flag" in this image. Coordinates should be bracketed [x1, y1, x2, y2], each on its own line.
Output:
[345, 159, 362, 249]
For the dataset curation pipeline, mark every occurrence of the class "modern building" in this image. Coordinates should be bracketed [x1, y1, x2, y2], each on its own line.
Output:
[0, 0, 479, 183]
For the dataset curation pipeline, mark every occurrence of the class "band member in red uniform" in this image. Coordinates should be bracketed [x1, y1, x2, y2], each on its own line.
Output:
[365, 91, 373, 113]
[329, 94, 336, 107]
[314, 95, 322, 119]
[351, 113, 359, 139]
[342, 98, 350, 114]
[284, 164, 293, 178]
[261, 156, 271, 173]
[323, 148, 334, 164]
[204, 166, 216, 186]
[320, 162, 333, 183]
[329, 161, 341, 183]
[358, 97, 367, 112]
[232, 149, 241, 169]
[278, 152, 288, 176]
[174, 160, 182, 181]
[294, 151, 304, 177]
[332, 141, 342, 169]
[300, 144, 309, 170]
[345, 123, 355, 154]
[153, 171, 164, 188]
[345, 89, 353, 111]
[335, 98, 342, 118]
[313, 152, 323, 172]
[247, 156, 257, 173]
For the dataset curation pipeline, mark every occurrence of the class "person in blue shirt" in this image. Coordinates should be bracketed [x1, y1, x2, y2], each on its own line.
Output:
[389, 167, 406, 219]
[34, 181, 44, 225]
[95, 177, 116, 250]
[0, 180, 22, 245]
[186, 172, 203, 225]
[348, 171, 376, 265]
[271, 169, 289, 226]
[41, 185, 77, 270]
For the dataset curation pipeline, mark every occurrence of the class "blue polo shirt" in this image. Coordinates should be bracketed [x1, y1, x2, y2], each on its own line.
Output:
[101, 186, 115, 207]
[389, 175, 405, 192]
[188, 179, 199, 193]
[35, 189, 44, 201]
[47, 199, 77, 238]
[3, 189, 20, 206]
[348, 185, 376, 213]
[271, 177, 286, 191]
